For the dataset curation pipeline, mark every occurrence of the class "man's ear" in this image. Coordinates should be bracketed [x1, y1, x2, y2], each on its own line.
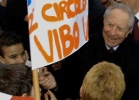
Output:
[125, 29, 132, 37]
[22, 93, 27, 97]
[103, 18, 105, 24]
[80, 86, 83, 98]
[0, 56, 5, 64]
[24, 15, 28, 22]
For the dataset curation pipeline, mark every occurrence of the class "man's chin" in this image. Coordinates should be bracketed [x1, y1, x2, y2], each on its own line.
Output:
[106, 43, 117, 48]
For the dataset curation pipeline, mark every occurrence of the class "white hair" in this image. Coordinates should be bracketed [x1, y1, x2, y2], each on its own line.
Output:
[104, 3, 134, 30]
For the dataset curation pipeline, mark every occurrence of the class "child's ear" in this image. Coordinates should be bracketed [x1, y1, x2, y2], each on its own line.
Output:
[22, 93, 27, 97]
[80, 86, 83, 98]
[24, 15, 28, 21]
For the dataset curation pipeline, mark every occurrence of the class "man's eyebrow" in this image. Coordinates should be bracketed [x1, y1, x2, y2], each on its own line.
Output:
[118, 25, 127, 30]
[105, 19, 112, 23]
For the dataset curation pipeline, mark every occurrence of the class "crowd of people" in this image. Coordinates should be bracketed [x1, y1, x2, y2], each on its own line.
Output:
[0, 0, 139, 100]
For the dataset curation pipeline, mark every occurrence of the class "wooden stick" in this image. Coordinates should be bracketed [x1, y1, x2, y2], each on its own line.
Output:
[32, 69, 40, 100]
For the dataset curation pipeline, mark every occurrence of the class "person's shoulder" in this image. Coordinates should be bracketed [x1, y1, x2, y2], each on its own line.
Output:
[127, 37, 139, 47]
[88, 33, 103, 44]
[89, 0, 105, 20]
[89, 0, 105, 10]
[125, 37, 139, 54]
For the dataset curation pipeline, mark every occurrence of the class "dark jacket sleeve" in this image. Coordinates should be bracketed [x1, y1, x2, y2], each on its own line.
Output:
[88, 0, 105, 38]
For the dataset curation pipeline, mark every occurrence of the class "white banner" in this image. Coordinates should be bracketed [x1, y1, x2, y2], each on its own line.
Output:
[27, 0, 88, 69]
[0, 92, 34, 100]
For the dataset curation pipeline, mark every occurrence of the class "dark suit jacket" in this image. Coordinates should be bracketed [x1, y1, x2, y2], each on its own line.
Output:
[88, 0, 105, 38]
[62, 0, 105, 99]
[3, 0, 30, 57]
[64, 33, 139, 100]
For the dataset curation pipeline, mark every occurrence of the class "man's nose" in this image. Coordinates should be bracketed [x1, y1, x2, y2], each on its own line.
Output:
[18, 56, 24, 63]
[111, 26, 117, 35]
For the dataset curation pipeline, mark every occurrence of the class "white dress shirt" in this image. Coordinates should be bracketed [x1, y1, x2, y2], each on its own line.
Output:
[105, 44, 119, 51]
[135, 12, 139, 27]
[25, 60, 32, 67]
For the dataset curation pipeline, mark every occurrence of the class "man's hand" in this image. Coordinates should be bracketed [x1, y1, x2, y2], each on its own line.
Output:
[0, 0, 7, 7]
[44, 90, 57, 100]
[52, 61, 63, 71]
[39, 67, 57, 89]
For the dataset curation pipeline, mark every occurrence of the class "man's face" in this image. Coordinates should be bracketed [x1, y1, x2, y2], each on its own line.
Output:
[103, 9, 131, 47]
[0, 43, 28, 64]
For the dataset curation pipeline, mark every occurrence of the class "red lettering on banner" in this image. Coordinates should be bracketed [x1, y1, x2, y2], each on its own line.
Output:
[53, 29, 62, 59]
[34, 30, 53, 63]
[34, 20, 86, 62]
[59, 24, 74, 57]
[30, 0, 88, 63]
[41, 0, 87, 22]
[73, 22, 80, 49]
[28, 8, 38, 34]
[82, 17, 89, 41]
[41, 4, 60, 22]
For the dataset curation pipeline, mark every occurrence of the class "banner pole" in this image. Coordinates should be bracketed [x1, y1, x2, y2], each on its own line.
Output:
[32, 69, 40, 100]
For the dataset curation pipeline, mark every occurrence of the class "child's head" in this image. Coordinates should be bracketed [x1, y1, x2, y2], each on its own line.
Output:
[0, 64, 33, 97]
[0, 32, 28, 64]
[80, 61, 125, 100]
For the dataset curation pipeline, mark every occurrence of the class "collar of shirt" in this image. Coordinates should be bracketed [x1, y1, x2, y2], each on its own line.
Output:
[105, 44, 119, 51]
[135, 12, 139, 27]
[25, 60, 32, 67]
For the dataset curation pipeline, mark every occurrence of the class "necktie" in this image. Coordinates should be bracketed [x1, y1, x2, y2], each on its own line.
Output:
[109, 48, 114, 53]
[133, 17, 139, 41]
